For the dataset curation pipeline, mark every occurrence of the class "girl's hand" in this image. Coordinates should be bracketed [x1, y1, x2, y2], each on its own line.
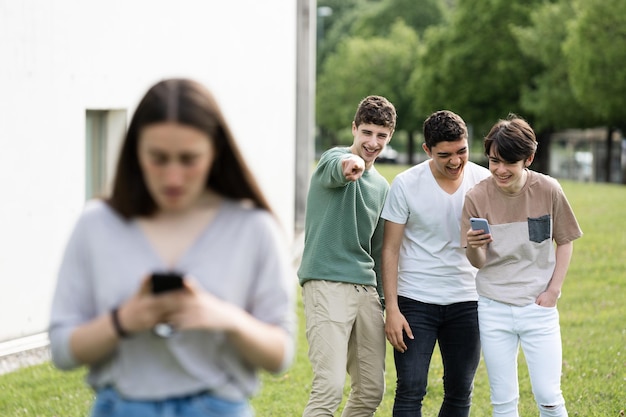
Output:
[164, 279, 289, 372]
[116, 276, 180, 334]
[165, 278, 243, 333]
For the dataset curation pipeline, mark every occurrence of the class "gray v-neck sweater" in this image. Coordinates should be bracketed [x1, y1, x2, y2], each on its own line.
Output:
[49, 200, 295, 401]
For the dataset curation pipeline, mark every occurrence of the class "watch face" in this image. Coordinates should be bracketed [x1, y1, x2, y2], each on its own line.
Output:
[153, 323, 176, 338]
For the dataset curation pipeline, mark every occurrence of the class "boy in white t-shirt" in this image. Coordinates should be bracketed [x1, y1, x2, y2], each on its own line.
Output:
[381, 110, 490, 417]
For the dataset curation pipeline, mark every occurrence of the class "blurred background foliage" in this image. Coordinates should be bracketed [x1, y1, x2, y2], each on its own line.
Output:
[314, 0, 626, 176]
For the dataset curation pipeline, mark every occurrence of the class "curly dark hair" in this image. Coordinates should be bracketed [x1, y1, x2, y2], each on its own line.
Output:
[422, 110, 468, 149]
[353, 95, 397, 131]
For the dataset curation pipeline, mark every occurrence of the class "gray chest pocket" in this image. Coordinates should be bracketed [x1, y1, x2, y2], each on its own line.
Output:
[528, 215, 551, 243]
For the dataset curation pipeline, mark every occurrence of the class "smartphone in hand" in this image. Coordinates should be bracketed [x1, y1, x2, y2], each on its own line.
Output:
[151, 272, 185, 294]
[470, 217, 491, 234]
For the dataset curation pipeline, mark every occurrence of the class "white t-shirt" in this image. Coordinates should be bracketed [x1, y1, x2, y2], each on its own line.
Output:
[381, 161, 490, 304]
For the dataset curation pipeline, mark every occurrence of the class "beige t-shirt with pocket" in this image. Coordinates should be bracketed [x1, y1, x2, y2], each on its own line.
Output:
[461, 171, 582, 306]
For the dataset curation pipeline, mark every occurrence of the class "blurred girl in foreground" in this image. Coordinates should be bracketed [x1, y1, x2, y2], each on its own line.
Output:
[49, 78, 295, 417]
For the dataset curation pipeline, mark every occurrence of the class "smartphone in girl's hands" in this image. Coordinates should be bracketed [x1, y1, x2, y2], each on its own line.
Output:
[151, 272, 185, 294]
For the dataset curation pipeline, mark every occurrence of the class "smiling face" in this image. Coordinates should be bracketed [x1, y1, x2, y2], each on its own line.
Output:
[423, 139, 469, 182]
[488, 150, 533, 194]
[350, 122, 393, 169]
[138, 122, 215, 214]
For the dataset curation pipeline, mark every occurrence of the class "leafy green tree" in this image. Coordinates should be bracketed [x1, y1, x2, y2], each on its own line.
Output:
[563, 0, 626, 182]
[350, 0, 446, 38]
[509, 1, 596, 173]
[412, 0, 543, 137]
[316, 0, 374, 74]
[513, 1, 599, 132]
[315, 0, 450, 161]
[317, 0, 447, 70]
[316, 21, 420, 150]
[564, 0, 626, 129]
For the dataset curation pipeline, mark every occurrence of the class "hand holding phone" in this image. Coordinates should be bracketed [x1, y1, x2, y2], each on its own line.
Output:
[470, 217, 491, 234]
[150, 272, 185, 338]
[151, 272, 185, 294]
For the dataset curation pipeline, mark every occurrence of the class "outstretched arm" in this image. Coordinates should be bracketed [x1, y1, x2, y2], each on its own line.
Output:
[341, 154, 366, 182]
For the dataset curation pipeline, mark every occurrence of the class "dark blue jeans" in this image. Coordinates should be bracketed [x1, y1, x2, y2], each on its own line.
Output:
[392, 297, 481, 417]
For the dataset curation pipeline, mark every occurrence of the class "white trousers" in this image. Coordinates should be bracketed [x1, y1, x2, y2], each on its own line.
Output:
[478, 296, 568, 417]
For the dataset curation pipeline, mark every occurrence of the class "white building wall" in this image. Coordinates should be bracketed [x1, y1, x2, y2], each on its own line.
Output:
[0, 0, 297, 343]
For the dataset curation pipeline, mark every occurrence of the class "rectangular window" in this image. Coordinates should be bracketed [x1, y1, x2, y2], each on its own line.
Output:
[85, 110, 126, 200]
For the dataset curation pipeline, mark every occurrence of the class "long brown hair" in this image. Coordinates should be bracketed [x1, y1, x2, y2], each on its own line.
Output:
[107, 78, 273, 219]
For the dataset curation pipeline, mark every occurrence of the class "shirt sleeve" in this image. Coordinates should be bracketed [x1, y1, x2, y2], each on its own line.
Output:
[460, 193, 481, 248]
[315, 148, 352, 189]
[370, 216, 385, 302]
[381, 176, 409, 224]
[551, 183, 583, 245]
[246, 212, 297, 373]
[48, 209, 97, 370]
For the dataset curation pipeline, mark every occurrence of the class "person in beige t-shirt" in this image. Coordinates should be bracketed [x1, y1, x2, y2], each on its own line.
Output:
[462, 115, 582, 417]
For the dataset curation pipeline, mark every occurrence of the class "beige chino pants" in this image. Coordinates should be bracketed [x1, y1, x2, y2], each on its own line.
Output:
[302, 280, 386, 417]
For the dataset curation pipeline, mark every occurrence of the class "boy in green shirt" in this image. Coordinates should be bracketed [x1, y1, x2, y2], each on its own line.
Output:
[298, 96, 396, 416]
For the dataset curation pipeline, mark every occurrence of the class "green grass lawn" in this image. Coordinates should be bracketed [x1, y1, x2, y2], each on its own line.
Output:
[1, 165, 625, 416]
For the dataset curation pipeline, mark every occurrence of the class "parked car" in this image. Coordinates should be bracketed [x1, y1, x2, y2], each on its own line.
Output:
[377, 145, 398, 163]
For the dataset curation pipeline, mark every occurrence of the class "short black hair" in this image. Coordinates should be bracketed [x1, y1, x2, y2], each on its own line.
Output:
[423, 110, 468, 149]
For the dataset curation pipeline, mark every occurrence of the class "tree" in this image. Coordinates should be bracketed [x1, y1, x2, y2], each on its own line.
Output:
[317, 0, 447, 161]
[564, 0, 626, 182]
[412, 0, 543, 137]
[316, 0, 375, 74]
[316, 20, 420, 150]
[510, 0, 600, 173]
[513, 1, 599, 132]
[350, 0, 446, 38]
[564, 0, 626, 128]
